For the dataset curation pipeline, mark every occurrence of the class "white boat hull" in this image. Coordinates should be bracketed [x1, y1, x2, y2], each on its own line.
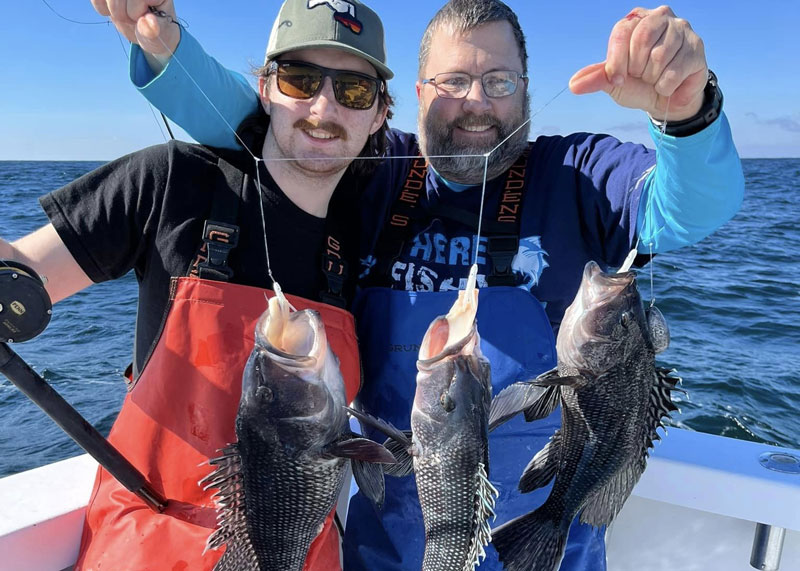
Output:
[1, 428, 798, 570]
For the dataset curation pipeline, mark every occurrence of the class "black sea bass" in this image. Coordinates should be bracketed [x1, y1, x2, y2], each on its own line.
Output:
[492, 260, 680, 571]
[410, 283, 496, 571]
[202, 294, 394, 571]
[351, 274, 497, 571]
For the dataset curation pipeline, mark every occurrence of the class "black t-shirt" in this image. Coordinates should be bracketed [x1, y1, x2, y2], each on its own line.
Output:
[40, 140, 359, 376]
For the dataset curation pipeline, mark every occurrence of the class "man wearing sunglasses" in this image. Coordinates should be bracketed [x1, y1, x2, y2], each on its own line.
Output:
[1, 1, 395, 570]
[93, 0, 743, 570]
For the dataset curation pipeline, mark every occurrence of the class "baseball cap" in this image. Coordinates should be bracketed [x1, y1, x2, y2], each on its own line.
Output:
[265, 0, 393, 80]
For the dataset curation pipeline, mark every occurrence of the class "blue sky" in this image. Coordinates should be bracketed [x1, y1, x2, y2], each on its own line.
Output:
[2, 0, 798, 160]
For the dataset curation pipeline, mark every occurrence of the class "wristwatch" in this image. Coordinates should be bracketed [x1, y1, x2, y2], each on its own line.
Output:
[650, 70, 722, 137]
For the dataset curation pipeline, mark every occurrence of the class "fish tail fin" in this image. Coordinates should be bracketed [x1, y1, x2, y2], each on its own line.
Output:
[492, 509, 566, 571]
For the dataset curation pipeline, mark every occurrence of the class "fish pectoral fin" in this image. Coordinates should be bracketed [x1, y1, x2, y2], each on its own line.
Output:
[344, 406, 412, 446]
[523, 384, 561, 423]
[381, 437, 415, 478]
[519, 429, 561, 493]
[489, 381, 559, 432]
[341, 407, 415, 476]
[579, 456, 645, 527]
[533, 372, 585, 389]
[328, 437, 397, 463]
[352, 459, 386, 510]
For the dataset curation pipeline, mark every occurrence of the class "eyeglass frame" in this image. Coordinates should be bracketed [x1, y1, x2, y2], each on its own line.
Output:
[421, 70, 528, 99]
[266, 60, 386, 110]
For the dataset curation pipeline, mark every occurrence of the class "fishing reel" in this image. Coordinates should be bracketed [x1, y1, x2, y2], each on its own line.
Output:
[0, 260, 52, 343]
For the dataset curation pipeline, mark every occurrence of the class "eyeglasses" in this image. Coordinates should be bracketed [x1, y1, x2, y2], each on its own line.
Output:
[422, 70, 527, 99]
[267, 60, 385, 110]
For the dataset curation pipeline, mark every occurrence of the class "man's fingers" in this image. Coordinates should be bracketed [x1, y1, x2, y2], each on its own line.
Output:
[656, 62, 707, 109]
[628, 16, 668, 79]
[136, 13, 162, 41]
[133, 0, 168, 20]
[135, 8, 181, 55]
[669, 68, 707, 112]
[605, 10, 646, 86]
[569, 62, 612, 95]
[650, 25, 706, 102]
[98, 0, 137, 43]
[106, 0, 135, 26]
[640, 21, 682, 85]
[89, 0, 111, 17]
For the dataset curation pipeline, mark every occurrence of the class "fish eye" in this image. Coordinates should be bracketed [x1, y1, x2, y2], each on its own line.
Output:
[620, 311, 633, 328]
[256, 385, 274, 402]
[440, 392, 456, 412]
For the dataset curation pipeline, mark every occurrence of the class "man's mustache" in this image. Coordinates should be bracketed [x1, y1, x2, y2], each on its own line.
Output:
[294, 119, 348, 141]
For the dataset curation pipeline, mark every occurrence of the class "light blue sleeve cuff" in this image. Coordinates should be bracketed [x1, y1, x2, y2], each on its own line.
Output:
[129, 29, 260, 150]
[636, 112, 744, 254]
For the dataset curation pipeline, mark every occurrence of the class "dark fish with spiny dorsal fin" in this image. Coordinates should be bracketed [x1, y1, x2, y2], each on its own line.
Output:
[351, 276, 498, 571]
[201, 293, 395, 571]
[491, 260, 681, 571]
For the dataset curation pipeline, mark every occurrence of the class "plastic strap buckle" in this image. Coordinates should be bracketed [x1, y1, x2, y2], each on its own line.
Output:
[486, 235, 519, 287]
[197, 222, 239, 281]
[320, 253, 348, 308]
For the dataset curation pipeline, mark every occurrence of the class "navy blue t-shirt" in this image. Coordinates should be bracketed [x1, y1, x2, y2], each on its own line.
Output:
[359, 129, 655, 331]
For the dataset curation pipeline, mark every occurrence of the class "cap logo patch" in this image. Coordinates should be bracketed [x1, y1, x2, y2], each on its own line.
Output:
[308, 0, 363, 34]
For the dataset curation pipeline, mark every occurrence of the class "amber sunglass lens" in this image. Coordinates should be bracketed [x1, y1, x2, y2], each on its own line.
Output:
[334, 75, 378, 110]
[277, 67, 322, 99]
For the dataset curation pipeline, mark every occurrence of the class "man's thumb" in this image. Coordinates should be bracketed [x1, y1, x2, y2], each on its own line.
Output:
[569, 62, 611, 95]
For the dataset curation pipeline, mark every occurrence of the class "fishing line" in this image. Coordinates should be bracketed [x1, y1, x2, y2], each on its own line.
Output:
[474, 157, 490, 267]
[147, 18, 576, 296]
[255, 161, 279, 289]
[148, 20, 288, 291]
[640, 95, 671, 307]
[111, 30, 171, 143]
[147, 23, 501, 292]
[617, 93, 672, 312]
[149, 25, 261, 161]
[40, 1, 174, 142]
[471, 85, 570, 268]
[651, 97, 672, 305]
[39, 0, 107, 25]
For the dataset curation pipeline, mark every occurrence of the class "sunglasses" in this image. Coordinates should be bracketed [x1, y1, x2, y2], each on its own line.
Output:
[267, 60, 385, 111]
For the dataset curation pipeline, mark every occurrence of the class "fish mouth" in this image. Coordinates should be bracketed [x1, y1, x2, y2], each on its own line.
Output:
[557, 261, 635, 368]
[576, 261, 636, 320]
[255, 300, 325, 368]
[583, 261, 635, 303]
[418, 286, 480, 367]
[417, 316, 478, 369]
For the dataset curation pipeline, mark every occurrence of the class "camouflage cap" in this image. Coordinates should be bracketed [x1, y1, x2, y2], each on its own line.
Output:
[265, 0, 393, 80]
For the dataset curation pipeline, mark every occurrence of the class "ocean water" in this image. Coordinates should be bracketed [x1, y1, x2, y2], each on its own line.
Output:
[0, 158, 798, 478]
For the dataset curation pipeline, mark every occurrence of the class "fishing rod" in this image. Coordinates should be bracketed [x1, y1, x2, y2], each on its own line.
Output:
[0, 260, 167, 512]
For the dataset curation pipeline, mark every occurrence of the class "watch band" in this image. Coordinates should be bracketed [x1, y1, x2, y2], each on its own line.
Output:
[650, 70, 723, 137]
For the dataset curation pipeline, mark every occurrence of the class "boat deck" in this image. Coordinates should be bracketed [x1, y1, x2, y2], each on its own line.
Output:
[1, 428, 798, 570]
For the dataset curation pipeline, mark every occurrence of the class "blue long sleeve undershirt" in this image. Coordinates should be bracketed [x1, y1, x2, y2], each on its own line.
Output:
[130, 31, 744, 255]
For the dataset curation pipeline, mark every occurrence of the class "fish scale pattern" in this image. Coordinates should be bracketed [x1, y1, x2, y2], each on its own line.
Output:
[416, 447, 482, 571]
[412, 345, 495, 571]
[206, 426, 346, 571]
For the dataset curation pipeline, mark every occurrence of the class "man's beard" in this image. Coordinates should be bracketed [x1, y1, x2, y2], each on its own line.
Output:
[418, 92, 530, 184]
